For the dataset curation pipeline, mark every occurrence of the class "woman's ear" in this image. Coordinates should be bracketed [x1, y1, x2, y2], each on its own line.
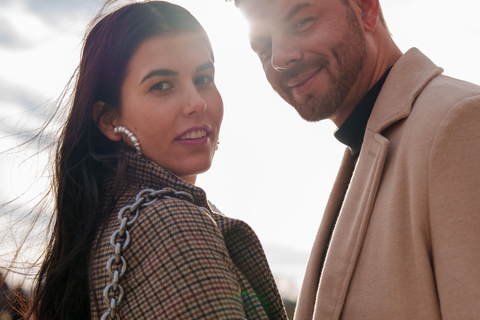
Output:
[93, 101, 121, 142]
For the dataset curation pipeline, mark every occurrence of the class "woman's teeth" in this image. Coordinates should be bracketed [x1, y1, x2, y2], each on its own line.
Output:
[180, 129, 208, 140]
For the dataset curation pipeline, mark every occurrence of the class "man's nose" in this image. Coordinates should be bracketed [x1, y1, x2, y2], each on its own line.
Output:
[271, 35, 303, 71]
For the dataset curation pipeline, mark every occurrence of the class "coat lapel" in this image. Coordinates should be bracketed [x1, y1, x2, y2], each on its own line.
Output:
[295, 149, 356, 320]
[314, 131, 390, 320]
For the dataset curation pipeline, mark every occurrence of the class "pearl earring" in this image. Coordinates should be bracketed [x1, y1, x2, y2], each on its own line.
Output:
[113, 126, 141, 155]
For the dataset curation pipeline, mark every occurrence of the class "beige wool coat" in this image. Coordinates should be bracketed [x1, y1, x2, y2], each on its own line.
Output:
[294, 48, 480, 320]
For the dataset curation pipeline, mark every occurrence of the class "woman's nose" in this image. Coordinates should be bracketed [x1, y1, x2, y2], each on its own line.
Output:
[183, 89, 207, 116]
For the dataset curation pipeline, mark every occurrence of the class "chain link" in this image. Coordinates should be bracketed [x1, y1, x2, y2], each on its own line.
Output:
[101, 187, 196, 320]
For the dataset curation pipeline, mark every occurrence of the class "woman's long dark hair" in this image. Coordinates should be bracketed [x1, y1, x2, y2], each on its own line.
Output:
[28, 2, 213, 319]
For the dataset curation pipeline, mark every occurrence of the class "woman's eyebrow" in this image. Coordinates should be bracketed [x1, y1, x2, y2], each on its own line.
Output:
[139, 62, 213, 85]
[140, 69, 178, 84]
[197, 61, 214, 73]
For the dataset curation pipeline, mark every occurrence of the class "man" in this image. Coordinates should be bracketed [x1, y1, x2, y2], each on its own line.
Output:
[230, 0, 480, 319]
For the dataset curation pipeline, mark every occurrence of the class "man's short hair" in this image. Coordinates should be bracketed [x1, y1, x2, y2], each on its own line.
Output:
[227, 0, 388, 30]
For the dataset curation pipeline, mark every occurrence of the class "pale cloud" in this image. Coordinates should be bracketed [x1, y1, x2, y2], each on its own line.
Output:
[0, 1, 53, 48]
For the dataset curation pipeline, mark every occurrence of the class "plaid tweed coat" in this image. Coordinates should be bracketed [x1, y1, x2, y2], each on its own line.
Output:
[90, 152, 287, 319]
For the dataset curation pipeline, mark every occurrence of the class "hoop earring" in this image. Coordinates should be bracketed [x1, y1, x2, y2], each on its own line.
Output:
[113, 126, 142, 155]
[216, 140, 220, 151]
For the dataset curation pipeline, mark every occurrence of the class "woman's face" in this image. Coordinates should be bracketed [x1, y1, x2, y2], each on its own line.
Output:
[114, 33, 223, 184]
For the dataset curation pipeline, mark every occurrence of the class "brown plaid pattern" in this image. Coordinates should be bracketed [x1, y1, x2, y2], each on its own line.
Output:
[90, 152, 287, 319]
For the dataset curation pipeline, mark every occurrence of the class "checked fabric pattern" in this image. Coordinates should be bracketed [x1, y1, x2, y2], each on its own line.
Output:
[89, 152, 287, 319]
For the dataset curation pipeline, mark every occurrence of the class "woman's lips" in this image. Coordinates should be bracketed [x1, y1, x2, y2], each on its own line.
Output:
[175, 126, 211, 146]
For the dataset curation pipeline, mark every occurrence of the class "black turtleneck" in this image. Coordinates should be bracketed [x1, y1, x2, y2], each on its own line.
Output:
[334, 68, 392, 156]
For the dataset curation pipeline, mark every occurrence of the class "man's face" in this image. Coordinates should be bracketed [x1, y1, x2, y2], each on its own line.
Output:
[240, 0, 367, 123]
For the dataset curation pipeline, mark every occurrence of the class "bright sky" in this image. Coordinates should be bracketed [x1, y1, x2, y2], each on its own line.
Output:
[1, 0, 479, 299]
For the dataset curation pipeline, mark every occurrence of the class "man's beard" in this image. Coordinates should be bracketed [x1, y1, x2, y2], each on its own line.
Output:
[276, 6, 367, 122]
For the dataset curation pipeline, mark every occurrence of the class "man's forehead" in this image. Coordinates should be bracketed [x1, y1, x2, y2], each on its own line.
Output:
[240, 0, 316, 26]
[238, 0, 276, 21]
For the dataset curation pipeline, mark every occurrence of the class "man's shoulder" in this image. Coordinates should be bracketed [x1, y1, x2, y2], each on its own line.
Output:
[371, 50, 480, 143]
[393, 48, 480, 104]
[377, 48, 480, 127]
[414, 73, 480, 115]
[390, 72, 480, 148]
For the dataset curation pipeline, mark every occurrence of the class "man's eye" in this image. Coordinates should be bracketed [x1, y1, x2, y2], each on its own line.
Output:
[258, 40, 272, 63]
[150, 82, 172, 91]
[251, 36, 272, 63]
[195, 75, 214, 85]
[294, 18, 314, 32]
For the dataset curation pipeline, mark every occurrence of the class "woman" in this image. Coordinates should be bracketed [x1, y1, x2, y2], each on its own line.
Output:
[27, 1, 287, 319]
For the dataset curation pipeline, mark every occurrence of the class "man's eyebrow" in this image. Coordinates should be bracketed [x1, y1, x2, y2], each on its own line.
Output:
[140, 69, 178, 84]
[284, 3, 312, 21]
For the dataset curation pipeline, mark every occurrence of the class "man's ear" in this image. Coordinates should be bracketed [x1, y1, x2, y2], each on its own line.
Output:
[93, 101, 121, 142]
[353, 0, 379, 32]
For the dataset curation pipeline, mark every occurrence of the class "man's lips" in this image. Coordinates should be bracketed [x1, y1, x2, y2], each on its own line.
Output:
[287, 68, 322, 89]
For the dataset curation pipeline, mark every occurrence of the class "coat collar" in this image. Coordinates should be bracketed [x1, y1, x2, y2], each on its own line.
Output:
[368, 47, 443, 133]
[104, 151, 210, 209]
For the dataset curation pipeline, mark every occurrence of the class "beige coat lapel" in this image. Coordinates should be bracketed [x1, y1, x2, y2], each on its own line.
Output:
[295, 149, 355, 320]
[314, 127, 391, 320]
[296, 48, 443, 320]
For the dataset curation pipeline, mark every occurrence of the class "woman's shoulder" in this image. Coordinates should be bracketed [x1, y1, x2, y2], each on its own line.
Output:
[127, 192, 224, 249]
[142, 195, 215, 226]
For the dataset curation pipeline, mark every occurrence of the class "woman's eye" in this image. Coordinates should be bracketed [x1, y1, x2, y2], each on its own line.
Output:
[150, 81, 172, 91]
[195, 75, 214, 86]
